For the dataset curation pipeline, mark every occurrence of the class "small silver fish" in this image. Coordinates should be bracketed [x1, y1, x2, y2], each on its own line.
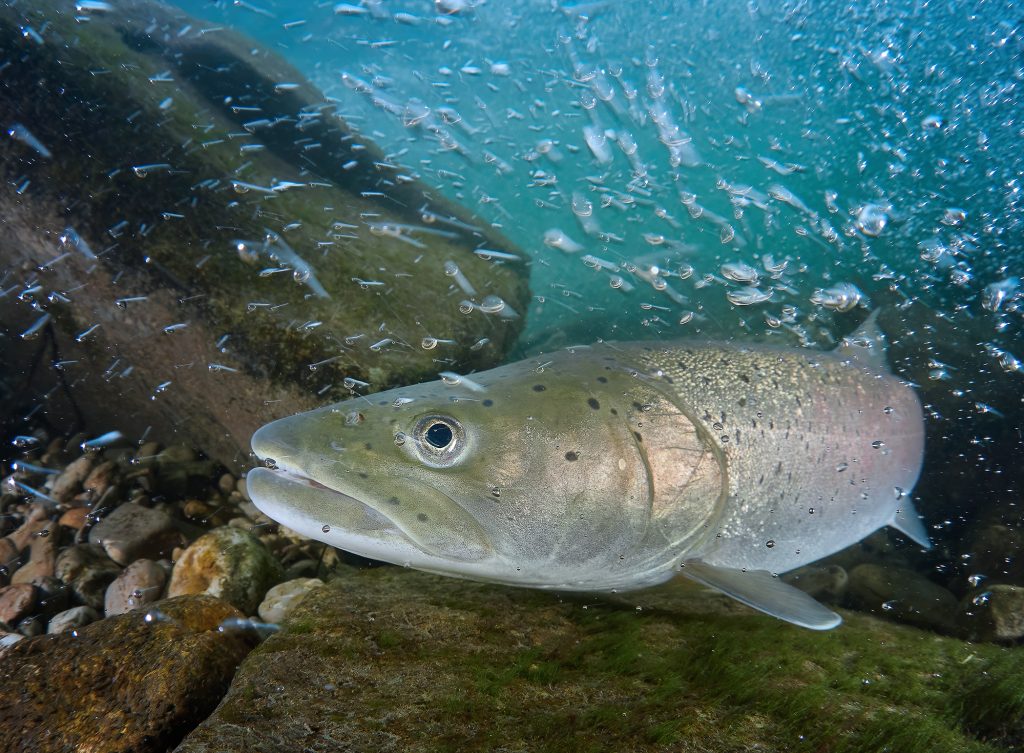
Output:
[249, 312, 927, 630]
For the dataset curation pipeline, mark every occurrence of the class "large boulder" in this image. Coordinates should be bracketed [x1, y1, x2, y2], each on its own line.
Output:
[0, 595, 259, 753]
[0, 0, 529, 469]
[175, 566, 1024, 753]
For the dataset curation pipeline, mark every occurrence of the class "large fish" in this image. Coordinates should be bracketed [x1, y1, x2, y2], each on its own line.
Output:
[248, 312, 928, 630]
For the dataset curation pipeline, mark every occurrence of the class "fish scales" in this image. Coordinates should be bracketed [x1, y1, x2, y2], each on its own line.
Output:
[249, 314, 926, 629]
[628, 342, 923, 574]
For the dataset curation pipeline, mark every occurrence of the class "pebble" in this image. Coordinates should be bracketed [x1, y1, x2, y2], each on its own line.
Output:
[155, 444, 197, 465]
[959, 584, 1024, 642]
[135, 440, 162, 469]
[168, 527, 284, 615]
[83, 460, 118, 499]
[0, 583, 37, 624]
[49, 455, 95, 504]
[58, 507, 91, 530]
[47, 605, 100, 634]
[257, 578, 324, 624]
[848, 563, 959, 633]
[88, 502, 183, 566]
[10, 521, 58, 584]
[105, 559, 168, 616]
[0, 631, 22, 653]
[55, 543, 123, 610]
[217, 473, 236, 496]
[283, 559, 321, 580]
[34, 575, 71, 619]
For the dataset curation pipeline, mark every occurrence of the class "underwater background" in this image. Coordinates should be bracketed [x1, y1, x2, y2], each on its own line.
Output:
[1, 0, 1023, 751]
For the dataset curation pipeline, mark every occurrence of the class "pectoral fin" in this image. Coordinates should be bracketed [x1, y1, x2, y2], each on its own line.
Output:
[680, 560, 842, 630]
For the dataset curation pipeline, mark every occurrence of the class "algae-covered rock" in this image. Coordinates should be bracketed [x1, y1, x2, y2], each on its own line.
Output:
[175, 566, 1024, 753]
[168, 526, 284, 614]
[848, 563, 959, 633]
[0, 595, 258, 753]
[0, 0, 529, 468]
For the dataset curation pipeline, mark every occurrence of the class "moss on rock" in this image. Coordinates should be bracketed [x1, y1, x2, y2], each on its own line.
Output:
[175, 567, 1024, 752]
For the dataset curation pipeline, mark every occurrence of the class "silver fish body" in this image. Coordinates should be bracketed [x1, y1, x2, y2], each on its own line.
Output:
[249, 314, 927, 629]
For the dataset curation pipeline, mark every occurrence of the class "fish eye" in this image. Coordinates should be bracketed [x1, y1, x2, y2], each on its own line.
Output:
[412, 415, 466, 467]
[425, 422, 454, 448]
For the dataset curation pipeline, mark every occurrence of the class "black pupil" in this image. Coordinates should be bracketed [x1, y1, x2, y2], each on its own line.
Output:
[425, 422, 454, 449]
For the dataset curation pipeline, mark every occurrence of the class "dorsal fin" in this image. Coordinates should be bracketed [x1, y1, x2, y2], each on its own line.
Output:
[836, 308, 888, 371]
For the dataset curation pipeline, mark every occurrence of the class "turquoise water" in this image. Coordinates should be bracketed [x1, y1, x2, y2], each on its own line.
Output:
[178, 0, 1022, 351]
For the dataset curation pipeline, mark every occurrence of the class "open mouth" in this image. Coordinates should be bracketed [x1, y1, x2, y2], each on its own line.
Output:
[246, 464, 430, 564]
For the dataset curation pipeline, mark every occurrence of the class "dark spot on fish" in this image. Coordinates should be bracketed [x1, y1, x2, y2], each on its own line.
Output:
[677, 361, 688, 371]
[632, 401, 644, 411]
[417, 513, 429, 522]
[610, 408, 618, 416]
[663, 375, 674, 384]
[758, 473, 764, 485]
[736, 429, 741, 444]
[364, 443, 373, 450]
[597, 376, 608, 384]
[739, 374, 750, 384]
[532, 384, 546, 392]
[482, 399, 494, 407]
[587, 397, 601, 410]
[738, 397, 747, 407]
[358, 472, 369, 479]
[633, 431, 643, 443]
[565, 451, 579, 462]
[387, 496, 400, 506]
[378, 400, 388, 405]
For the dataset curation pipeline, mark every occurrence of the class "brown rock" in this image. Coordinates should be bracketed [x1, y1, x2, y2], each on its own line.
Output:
[105, 559, 168, 616]
[83, 460, 118, 498]
[88, 503, 183, 566]
[217, 473, 236, 496]
[135, 441, 162, 469]
[0, 595, 258, 753]
[59, 506, 91, 530]
[49, 455, 95, 505]
[0, 584, 37, 624]
[10, 522, 57, 584]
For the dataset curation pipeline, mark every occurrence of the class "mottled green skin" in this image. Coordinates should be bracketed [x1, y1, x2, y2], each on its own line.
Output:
[249, 337, 923, 591]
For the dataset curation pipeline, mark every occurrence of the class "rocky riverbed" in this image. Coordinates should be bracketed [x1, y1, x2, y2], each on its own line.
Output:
[0, 421, 1022, 753]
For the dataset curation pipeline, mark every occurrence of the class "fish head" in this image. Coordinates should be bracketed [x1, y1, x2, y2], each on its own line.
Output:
[248, 345, 727, 590]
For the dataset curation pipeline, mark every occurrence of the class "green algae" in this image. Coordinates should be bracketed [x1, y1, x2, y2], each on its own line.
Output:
[176, 568, 1024, 753]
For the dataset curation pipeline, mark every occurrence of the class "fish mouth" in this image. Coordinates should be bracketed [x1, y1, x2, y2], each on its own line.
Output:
[249, 419, 494, 567]
[247, 465, 441, 566]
